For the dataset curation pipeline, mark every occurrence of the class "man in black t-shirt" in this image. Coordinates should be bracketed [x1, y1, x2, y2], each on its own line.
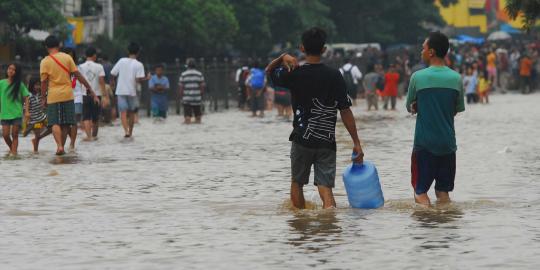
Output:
[266, 27, 365, 209]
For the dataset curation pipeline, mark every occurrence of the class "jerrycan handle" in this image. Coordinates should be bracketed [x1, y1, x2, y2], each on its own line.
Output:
[351, 152, 364, 167]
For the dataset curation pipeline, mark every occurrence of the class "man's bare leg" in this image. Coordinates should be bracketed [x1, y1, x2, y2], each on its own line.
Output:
[52, 125, 65, 155]
[317, 185, 336, 209]
[120, 111, 129, 136]
[61, 126, 69, 149]
[435, 191, 451, 204]
[2, 125, 12, 151]
[414, 192, 431, 206]
[184, 117, 191, 124]
[195, 116, 201, 124]
[92, 121, 99, 138]
[127, 111, 135, 137]
[83, 120, 93, 140]
[290, 181, 306, 209]
[68, 125, 77, 150]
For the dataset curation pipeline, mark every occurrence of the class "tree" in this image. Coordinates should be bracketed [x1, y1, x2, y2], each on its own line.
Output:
[506, 0, 540, 30]
[0, 0, 66, 41]
[116, 0, 238, 61]
[227, 0, 334, 56]
[326, 0, 456, 45]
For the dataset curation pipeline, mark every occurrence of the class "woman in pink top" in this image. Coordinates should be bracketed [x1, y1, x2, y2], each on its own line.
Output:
[383, 64, 400, 110]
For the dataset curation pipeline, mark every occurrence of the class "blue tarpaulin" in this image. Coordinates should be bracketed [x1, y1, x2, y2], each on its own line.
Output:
[456, 35, 485, 45]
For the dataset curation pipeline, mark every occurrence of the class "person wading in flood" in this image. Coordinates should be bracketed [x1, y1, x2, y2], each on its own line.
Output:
[110, 42, 148, 138]
[40, 35, 98, 155]
[406, 32, 465, 206]
[266, 27, 364, 209]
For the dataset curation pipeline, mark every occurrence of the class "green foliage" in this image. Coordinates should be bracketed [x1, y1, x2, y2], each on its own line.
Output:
[226, 0, 335, 55]
[116, 0, 238, 61]
[326, 0, 449, 44]
[0, 0, 66, 41]
[506, 0, 540, 30]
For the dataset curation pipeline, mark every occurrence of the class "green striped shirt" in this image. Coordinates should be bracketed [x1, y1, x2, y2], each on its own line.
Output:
[406, 66, 465, 155]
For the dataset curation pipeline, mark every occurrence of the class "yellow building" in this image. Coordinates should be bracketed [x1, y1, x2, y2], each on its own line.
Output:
[437, 0, 524, 33]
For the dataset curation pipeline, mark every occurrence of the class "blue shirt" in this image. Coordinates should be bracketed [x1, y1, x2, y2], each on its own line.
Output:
[149, 75, 170, 93]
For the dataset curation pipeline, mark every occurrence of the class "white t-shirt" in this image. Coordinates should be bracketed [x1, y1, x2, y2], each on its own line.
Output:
[74, 65, 84, 104]
[340, 63, 363, 84]
[110, 57, 145, 96]
[79, 60, 105, 96]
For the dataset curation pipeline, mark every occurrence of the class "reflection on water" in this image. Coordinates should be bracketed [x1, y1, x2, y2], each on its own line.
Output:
[288, 210, 342, 254]
[411, 205, 464, 229]
[49, 154, 81, 165]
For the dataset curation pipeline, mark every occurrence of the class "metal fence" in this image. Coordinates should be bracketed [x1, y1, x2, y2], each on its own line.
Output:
[1, 58, 241, 116]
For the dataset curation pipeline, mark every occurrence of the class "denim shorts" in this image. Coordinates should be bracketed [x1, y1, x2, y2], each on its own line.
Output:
[117, 95, 139, 112]
[290, 142, 337, 188]
[1, 118, 22, 126]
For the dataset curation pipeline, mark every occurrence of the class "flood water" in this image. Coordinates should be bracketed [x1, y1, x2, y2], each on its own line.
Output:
[1, 93, 539, 269]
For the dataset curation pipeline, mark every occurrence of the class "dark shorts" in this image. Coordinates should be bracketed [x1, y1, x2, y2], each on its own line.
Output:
[290, 142, 336, 188]
[411, 149, 456, 195]
[1, 118, 22, 126]
[83, 96, 101, 121]
[184, 104, 201, 118]
[274, 90, 291, 106]
[47, 101, 76, 127]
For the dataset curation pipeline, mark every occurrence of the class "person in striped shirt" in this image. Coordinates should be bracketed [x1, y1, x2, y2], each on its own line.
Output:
[23, 78, 52, 152]
[179, 59, 205, 124]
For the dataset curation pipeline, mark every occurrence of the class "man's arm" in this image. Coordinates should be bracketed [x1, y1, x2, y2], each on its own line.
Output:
[24, 96, 30, 122]
[405, 74, 417, 113]
[265, 53, 298, 74]
[99, 76, 110, 107]
[74, 71, 99, 103]
[340, 108, 364, 164]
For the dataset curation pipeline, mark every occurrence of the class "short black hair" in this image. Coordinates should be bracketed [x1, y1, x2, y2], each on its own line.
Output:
[128, 42, 140, 55]
[186, 58, 196, 68]
[85, 47, 97, 57]
[301, 27, 327, 56]
[427, 32, 449, 58]
[45, 35, 60, 49]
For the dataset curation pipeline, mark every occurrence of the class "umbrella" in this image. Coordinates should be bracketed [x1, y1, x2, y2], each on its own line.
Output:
[487, 31, 512, 41]
[456, 35, 485, 45]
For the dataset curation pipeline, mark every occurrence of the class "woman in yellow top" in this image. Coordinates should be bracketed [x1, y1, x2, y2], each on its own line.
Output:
[477, 71, 490, 104]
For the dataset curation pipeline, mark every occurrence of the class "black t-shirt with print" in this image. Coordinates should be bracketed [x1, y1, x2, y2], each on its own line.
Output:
[270, 63, 351, 150]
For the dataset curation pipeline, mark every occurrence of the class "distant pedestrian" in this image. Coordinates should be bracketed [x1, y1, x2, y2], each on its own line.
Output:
[519, 54, 533, 94]
[383, 64, 400, 110]
[339, 58, 362, 104]
[23, 78, 51, 153]
[179, 59, 205, 124]
[235, 62, 250, 110]
[247, 62, 266, 117]
[110, 42, 149, 138]
[463, 66, 478, 104]
[362, 64, 379, 111]
[149, 64, 170, 120]
[40, 36, 98, 155]
[0, 63, 30, 156]
[79, 47, 107, 140]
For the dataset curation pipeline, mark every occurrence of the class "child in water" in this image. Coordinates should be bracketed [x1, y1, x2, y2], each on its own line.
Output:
[23, 78, 52, 153]
[477, 71, 490, 104]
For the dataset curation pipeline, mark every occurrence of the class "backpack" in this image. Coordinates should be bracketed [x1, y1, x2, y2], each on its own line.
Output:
[342, 67, 356, 91]
[250, 68, 265, 89]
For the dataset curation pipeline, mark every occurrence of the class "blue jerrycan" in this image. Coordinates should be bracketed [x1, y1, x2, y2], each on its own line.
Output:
[342, 156, 384, 209]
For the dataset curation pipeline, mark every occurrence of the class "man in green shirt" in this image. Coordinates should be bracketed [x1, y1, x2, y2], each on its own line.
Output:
[406, 32, 465, 206]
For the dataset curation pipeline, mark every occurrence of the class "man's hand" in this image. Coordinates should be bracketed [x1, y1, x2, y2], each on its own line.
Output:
[352, 144, 364, 164]
[410, 101, 417, 114]
[41, 99, 47, 109]
[282, 54, 299, 72]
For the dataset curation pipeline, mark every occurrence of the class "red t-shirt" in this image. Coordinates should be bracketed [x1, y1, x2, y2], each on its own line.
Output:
[383, 72, 400, 97]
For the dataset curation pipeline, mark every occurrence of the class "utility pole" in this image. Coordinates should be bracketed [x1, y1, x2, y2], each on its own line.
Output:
[107, 0, 114, 39]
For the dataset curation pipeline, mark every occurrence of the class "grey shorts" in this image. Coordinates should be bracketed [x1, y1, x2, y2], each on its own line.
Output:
[1, 118, 22, 126]
[75, 103, 83, 115]
[290, 142, 337, 188]
[117, 95, 139, 112]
